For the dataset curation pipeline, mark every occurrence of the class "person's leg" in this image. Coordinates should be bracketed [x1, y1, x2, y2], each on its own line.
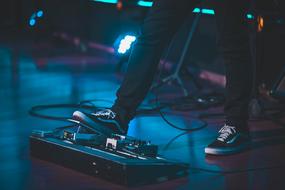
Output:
[215, 0, 252, 131]
[205, 0, 252, 155]
[73, 0, 200, 134]
[112, 0, 200, 124]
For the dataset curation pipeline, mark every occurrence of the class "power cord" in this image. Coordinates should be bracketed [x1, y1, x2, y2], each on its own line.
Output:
[29, 99, 114, 122]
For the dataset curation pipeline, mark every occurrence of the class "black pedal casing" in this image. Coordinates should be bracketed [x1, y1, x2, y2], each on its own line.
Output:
[30, 136, 188, 186]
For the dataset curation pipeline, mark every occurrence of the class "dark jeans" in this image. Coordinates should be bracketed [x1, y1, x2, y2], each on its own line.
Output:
[112, 0, 253, 131]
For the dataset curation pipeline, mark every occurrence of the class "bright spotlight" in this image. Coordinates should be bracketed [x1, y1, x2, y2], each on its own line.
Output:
[115, 35, 137, 55]
[29, 19, 36, 26]
[37, 10, 44, 18]
[28, 10, 44, 27]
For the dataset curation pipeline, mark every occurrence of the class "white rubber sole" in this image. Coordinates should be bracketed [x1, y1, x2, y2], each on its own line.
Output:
[205, 143, 250, 155]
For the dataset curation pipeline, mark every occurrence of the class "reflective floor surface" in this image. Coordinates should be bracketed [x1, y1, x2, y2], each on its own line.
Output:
[1, 41, 285, 190]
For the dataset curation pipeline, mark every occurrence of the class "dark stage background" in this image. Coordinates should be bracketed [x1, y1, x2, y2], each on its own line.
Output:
[1, 0, 285, 87]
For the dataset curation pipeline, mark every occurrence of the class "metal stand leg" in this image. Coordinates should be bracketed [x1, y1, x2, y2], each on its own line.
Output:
[152, 12, 202, 96]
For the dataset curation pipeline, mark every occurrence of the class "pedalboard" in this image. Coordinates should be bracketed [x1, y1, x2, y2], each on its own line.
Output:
[30, 125, 188, 186]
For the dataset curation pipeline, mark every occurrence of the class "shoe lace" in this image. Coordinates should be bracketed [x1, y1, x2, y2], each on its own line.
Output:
[94, 109, 116, 119]
[217, 125, 236, 142]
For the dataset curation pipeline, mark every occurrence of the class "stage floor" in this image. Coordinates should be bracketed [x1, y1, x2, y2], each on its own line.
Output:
[1, 41, 285, 190]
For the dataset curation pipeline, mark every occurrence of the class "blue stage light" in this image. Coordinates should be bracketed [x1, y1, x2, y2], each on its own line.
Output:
[28, 10, 44, 27]
[192, 8, 215, 15]
[118, 35, 137, 54]
[90, 0, 255, 22]
[246, 14, 254, 19]
[93, 0, 118, 4]
[29, 19, 36, 26]
[192, 8, 201, 13]
[137, 1, 153, 7]
[37, 10, 44, 18]
[201, 9, 215, 15]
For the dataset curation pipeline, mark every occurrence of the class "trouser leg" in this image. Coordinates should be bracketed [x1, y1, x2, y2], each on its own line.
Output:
[112, 0, 200, 123]
[214, 0, 252, 130]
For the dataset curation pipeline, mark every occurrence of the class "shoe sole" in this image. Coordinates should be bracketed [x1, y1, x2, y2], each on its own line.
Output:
[205, 143, 251, 155]
[72, 111, 113, 136]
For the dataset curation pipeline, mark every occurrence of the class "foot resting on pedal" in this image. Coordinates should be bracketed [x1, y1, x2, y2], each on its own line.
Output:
[72, 109, 128, 135]
[205, 125, 251, 155]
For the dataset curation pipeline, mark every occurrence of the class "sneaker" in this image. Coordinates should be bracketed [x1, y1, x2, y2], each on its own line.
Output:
[205, 125, 251, 155]
[72, 109, 128, 136]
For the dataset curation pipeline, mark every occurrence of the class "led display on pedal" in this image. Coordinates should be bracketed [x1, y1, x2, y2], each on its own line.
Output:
[63, 130, 75, 141]
[105, 135, 158, 157]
